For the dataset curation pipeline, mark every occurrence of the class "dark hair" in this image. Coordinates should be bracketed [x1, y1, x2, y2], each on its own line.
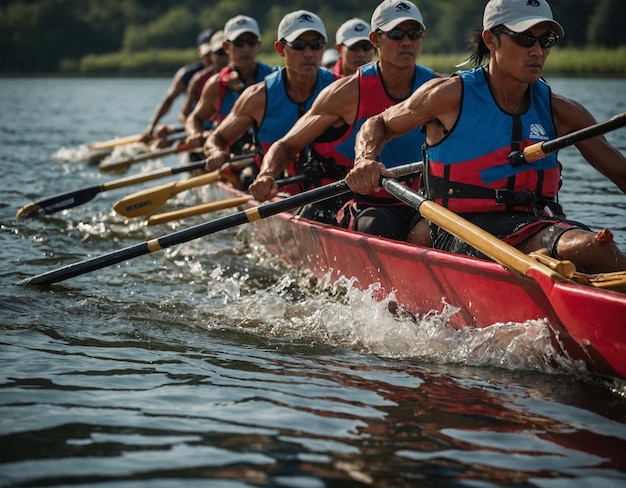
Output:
[456, 28, 490, 68]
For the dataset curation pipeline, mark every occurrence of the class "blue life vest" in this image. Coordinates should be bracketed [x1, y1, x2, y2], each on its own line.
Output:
[425, 66, 561, 213]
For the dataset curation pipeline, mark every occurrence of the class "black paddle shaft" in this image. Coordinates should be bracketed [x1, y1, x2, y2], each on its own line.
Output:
[22, 152, 257, 216]
[19, 162, 422, 286]
[509, 112, 626, 166]
[19, 181, 349, 286]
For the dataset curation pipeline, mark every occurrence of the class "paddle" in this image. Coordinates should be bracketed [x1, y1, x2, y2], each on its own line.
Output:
[381, 179, 568, 282]
[87, 126, 185, 151]
[145, 196, 253, 226]
[88, 133, 144, 151]
[113, 153, 257, 218]
[99, 142, 200, 172]
[509, 112, 626, 165]
[87, 148, 119, 166]
[19, 162, 422, 286]
[86, 130, 186, 166]
[383, 114, 626, 285]
[18, 160, 208, 218]
[145, 174, 308, 226]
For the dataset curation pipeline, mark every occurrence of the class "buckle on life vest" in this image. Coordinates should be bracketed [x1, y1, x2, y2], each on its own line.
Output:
[494, 189, 514, 205]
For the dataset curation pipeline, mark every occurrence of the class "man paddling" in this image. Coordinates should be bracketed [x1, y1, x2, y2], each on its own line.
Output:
[140, 29, 217, 144]
[178, 30, 230, 131]
[203, 10, 337, 192]
[350, 0, 626, 272]
[185, 15, 275, 154]
[327, 18, 375, 78]
[249, 0, 439, 240]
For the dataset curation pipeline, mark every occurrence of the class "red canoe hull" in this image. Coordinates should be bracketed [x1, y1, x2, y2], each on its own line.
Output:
[218, 185, 626, 379]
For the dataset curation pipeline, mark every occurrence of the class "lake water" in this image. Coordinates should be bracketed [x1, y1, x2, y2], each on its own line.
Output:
[1, 77, 626, 487]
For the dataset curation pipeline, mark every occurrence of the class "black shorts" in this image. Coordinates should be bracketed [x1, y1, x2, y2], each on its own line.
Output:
[352, 204, 423, 241]
[431, 211, 590, 260]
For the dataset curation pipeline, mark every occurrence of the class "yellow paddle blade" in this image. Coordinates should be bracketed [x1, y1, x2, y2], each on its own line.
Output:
[113, 171, 221, 218]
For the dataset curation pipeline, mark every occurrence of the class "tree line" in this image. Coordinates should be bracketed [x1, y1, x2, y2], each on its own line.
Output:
[1, 0, 624, 74]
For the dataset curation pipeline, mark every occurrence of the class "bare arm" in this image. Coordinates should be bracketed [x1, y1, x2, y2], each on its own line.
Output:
[185, 73, 220, 149]
[551, 94, 626, 194]
[249, 76, 358, 201]
[348, 77, 460, 195]
[178, 71, 203, 127]
[141, 68, 187, 141]
[203, 82, 266, 172]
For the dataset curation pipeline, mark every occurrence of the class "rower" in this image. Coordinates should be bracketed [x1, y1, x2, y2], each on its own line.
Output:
[185, 15, 275, 159]
[327, 17, 375, 78]
[350, 0, 626, 273]
[249, 0, 441, 239]
[139, 28, 218, 145]
[203, 10, 337, 192]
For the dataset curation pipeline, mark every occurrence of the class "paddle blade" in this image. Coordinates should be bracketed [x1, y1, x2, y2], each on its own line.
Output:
[87, 149, 113, 165]
[114, 171, 221, 218]
[16, 185, 103, 218]
[113, 181, 176, 218]
[16, 203, 40, 218]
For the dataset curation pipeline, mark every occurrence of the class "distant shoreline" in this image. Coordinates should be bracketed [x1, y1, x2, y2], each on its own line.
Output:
[1, 47, 625, 78]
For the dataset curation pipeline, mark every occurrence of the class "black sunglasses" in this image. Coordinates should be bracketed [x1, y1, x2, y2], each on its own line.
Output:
[214, 48, 227, 57]
[492, 28, 559, 49]
[230, 37, 259, 48]
[377, 27, 424, 41]
[346, 41, 374, 52]
[281, 38, 326, 51]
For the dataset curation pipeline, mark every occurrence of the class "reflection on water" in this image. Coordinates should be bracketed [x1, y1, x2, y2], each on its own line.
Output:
[1, 77, 626, 486]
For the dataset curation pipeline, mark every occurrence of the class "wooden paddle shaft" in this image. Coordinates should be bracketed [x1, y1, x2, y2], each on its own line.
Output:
[381, 179, 567, 282]
[514, 113, 626, 164]
[146, 196, 252, 226]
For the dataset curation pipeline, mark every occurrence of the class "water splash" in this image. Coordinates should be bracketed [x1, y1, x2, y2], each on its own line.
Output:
[195, 261, 589, 377]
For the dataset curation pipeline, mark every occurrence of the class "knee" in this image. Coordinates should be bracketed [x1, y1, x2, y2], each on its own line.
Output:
[407, 220, 432, 247]
[557, 229, 626, 272]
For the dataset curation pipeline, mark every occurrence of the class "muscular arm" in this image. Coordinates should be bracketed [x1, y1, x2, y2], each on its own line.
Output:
[349, 76, 461, 195]
[185, 73, 220, 149]
[551, 94, 626, 194]
[249, 76, 358, 201]
[203, 82, 266, 172]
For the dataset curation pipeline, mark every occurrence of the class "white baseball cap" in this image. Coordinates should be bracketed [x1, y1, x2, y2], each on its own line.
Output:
[210, 30, 225, 52]
[336, 18, 372, 47]
[371, 0, 425, 32]
[322, 48, 339, 66]
[224, 15, 261, 41]
[199, 30, 225, 55]
[278, 10, 327, 43]
[483, 0, 564, 37]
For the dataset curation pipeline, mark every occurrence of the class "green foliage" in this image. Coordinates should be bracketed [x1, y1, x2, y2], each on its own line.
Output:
[122, 6, 199, 52]
[588, 0, 626, 47]
[543, 47, 626, 76]
[1, 0, 625, 74]
[77, 49, 197, 74]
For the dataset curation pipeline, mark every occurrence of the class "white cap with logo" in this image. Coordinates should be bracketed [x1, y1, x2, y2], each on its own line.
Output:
[371, 0, 425, 32]
[336, 18, 372, 47]
[224, 15, 261, 41]
[483, 0, 564, 37]
[278, 10, 327, 43]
